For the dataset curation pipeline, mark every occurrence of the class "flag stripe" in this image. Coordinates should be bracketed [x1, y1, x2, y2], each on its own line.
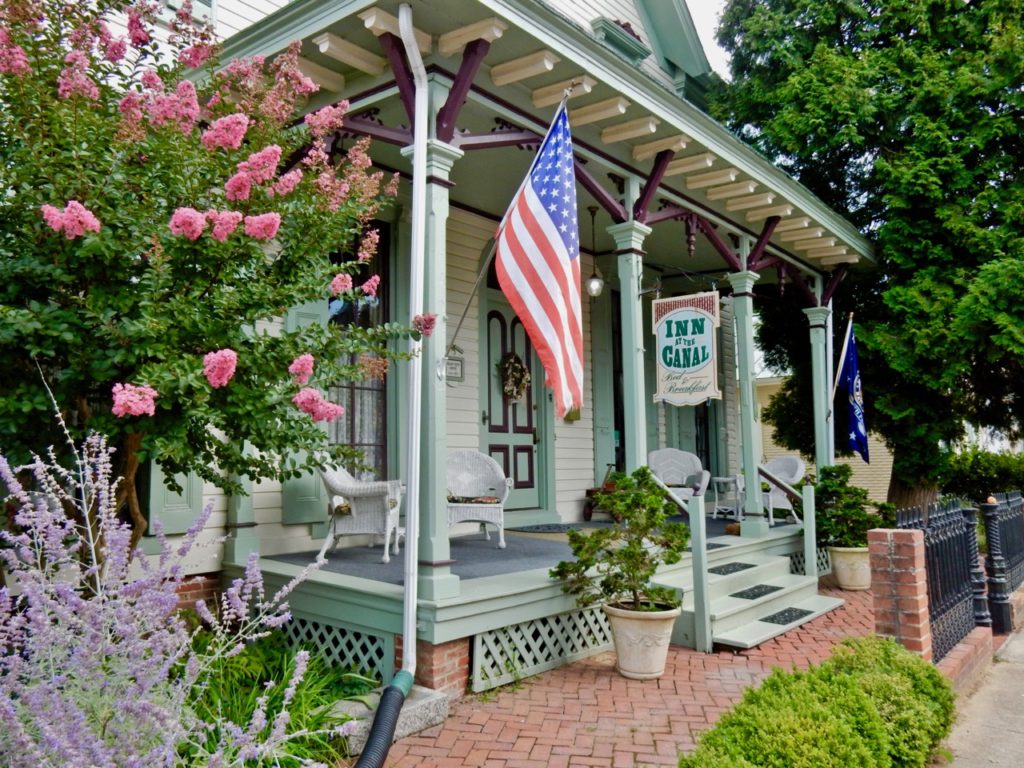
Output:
[495, 103, 583, 417]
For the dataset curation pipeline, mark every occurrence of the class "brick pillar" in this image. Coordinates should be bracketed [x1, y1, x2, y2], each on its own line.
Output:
[175, 572, 221, 611]
[402, 637, 471, 698]
[868, 528, 933, 661]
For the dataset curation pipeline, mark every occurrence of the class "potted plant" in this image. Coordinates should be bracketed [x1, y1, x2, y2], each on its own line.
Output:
[815, 464, 896, 590]
[550, 466, 690, 679]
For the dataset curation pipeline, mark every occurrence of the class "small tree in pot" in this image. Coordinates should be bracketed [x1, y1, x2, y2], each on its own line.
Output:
[550, 466, 689, 679]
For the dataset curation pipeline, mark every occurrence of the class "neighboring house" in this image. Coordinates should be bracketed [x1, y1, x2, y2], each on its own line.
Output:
[145, 0, 876, 694]
[756, 376, 894, 503]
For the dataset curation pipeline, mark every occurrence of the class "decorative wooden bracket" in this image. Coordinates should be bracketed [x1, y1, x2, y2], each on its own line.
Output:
[436, 38, 491, 143]
[745, 216, 782, 273]
[820, 264, 849, 306]
[452, 126, 539, 150]
[377, 33, 417, 129]
[778, 261, 819, 307]
[573, 158, 627, 223]
[632, 149, 674, 224]
[342, 115, 412, 146]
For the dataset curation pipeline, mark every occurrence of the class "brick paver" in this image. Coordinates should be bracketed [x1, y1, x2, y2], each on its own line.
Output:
[386, 580, 874, 767]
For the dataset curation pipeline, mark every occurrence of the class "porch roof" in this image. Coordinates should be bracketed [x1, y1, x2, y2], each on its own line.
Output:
[220, 0, 874, 281]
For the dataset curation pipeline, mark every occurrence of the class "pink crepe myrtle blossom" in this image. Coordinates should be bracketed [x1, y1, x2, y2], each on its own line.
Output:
[238, 145, 282, 184]
[0, 28, 31, 76]
[288, 354, 315, 386]
[243, 212, 281, 241]
[140, 68, 163, 92]
[57, 50, 98, 101]
[268, 169, 302, 198]
[412, 313, 437, 338]
[169, 207, 206, 240]
[224, 171, 252, 201]
[304, 103, 348, 140]
[360, 275, 381, 297]
[116, 91, 145, 141]
[330, 273, 353, 296]
[179, 43, 214, 69]
[203, 348, 237, 389]
[147, 81, 199, 134]
[292, 388, 343, 422]
[126, 4, 152, 47]
[40, 201, 101, 239]
[201, 113, 249, 151]
[357, 229, 380, 263]
[111, 382, 158, 417]
[206, 210, 242, 242]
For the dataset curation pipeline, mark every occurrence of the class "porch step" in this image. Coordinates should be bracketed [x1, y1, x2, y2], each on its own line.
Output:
[712, 594, 845, 649]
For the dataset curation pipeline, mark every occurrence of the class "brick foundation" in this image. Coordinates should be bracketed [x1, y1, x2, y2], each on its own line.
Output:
[868, 528, 933, 661]
[175, 572, 221, 611]
[937, 626, 993, 696]
[395, 635, 470, 698]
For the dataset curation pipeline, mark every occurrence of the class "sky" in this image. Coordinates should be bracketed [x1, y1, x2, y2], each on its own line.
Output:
[687, 0, 731, 77]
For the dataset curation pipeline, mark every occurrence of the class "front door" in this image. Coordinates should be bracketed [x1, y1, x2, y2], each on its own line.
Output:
[484, 298, 541, 510]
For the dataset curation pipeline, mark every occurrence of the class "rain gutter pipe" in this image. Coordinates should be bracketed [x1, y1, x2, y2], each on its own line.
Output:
[353, 4, 426, 767]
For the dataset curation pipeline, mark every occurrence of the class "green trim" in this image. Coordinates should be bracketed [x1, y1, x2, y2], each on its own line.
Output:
[390, 669, 414, 695]
[590, 17, 652, 66]
[145, 461, 203, 537]
[634, 0, 711, 82]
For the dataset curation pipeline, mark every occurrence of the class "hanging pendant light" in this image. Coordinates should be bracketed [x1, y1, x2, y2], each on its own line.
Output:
[585, 205, 604, 298]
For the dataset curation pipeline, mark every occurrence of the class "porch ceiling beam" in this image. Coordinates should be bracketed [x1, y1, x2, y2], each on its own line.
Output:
[687, 167, 738, 190]
[773, 216, 813, 232]
[793, 237, 836, 251]
[746, 203, 793, 220]
[296, 56, 345, 93]
[376, 33, 416, 128]
[664, 152, 714, 177]
[727, 192, 776, 212]
[574, 158, 627, 223]
[451, 128, 539, 150]
[436, 38, 492, 143]
[438, 17, 507, 57]
[632, 149, 674, 224]
[533, 75, 596, 108]
[821, 264, 849, 306]
[632, 134, 690, 162]
[570, 96, 629, 127]
[691, 213, 742, 272]
[745, 216, 782, 273]
[777, 226, 823, 242]
[806, 245, 849, 259]
[311, 32, 386, 75]
[601, 116, 660, 145]
[342, 115, 412, 147]
[358, 7, 431, 54]
[821, 253, 860, 267]
[644, 203, 688, 226]
[491, 50, 560, 86]
[706, 180, 758, 201]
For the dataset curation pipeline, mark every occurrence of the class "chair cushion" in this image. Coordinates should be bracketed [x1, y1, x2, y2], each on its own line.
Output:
[447, 494, 501, 504]
[333, 502, 352, 516]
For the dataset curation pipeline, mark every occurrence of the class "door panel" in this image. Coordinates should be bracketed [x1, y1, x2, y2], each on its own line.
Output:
[485, 304, 541, 509]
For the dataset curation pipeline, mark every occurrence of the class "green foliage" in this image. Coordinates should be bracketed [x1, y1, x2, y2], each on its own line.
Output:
[188, 632, 377, 765]
[940, 447, 1024, 503]
[713, 0, 1024, 500]
[0, 0, 413, 526]
[549, 466, 690, 611]
[815, 464, 895, 547]
[679, 637, 954, 768]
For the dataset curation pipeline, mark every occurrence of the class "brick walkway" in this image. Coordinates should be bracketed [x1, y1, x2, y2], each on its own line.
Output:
[386, 581, 874, 768]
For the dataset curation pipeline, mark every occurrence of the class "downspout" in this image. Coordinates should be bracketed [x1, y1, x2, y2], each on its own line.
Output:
[354, 4, 425, 766]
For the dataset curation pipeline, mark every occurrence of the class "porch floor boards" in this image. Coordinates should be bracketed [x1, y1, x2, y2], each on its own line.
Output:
[385, 576, 875, 768]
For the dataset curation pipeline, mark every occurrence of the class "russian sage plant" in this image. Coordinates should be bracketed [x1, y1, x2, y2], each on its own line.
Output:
[0, 429, 330, 767]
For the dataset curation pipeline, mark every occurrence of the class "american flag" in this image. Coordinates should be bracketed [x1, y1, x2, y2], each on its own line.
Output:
[495, 104, 583, 418]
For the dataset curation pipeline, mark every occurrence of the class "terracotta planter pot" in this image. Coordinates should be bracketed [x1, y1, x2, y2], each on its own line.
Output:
[828, 545, 871, 590]
[602, 602, 682, 679]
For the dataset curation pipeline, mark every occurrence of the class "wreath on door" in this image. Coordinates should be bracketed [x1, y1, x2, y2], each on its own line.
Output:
[497, 352, 531, 401]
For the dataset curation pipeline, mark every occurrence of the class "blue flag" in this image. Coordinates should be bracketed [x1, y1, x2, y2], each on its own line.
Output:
[842, 325, 869, 463]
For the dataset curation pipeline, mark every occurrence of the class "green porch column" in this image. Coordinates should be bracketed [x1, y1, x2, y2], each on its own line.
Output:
[399, 92, 463, 600]
[608, 220, 652, 472]
[804, 306, 832, 471]
[727, 270, 768, 537]
[225, 474, 259, 565]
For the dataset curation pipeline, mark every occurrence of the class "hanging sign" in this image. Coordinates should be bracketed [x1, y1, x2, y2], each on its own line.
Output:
[652, 291, 721, 406]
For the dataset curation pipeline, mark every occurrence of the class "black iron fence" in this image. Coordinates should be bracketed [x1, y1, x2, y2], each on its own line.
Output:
[896, 499, 980, 663]
[981, 491, 1024, 633]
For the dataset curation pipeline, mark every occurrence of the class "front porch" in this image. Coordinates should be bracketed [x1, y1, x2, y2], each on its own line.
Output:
[240, 517, 834, 696]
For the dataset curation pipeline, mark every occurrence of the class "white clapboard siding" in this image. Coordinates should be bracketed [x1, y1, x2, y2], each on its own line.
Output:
[215, 0, 289, 39]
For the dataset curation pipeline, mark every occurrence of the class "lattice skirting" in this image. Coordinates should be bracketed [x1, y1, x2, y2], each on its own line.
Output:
[471, 606, 613, 692]
[790, 547, 832, 577]
[283, 614, 394, 680]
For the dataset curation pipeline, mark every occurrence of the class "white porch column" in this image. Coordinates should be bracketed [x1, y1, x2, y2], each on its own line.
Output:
[804, 305, 832, 471]
[608, 220, 652, 472]
[400, 111, 463, 600]
[727, 269, 768, 537]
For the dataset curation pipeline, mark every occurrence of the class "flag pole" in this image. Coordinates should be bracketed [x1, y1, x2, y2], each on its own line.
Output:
[830, 312, 854, 403]
[443, 83, 582, 360]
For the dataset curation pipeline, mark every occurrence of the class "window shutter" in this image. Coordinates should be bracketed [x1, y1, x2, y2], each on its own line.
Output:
[282, 300, 330, 524]
[146, 462, 204, 536]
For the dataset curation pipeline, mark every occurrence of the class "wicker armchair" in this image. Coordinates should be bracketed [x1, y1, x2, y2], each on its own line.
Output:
[647, 448, 711, 501]
[763, 456, 806, 517]
[319, 466, 404, 563]
[446, 450, 512, 549]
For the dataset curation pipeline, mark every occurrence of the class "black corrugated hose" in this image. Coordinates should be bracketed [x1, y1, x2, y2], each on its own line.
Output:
[353, 682, 407, 768]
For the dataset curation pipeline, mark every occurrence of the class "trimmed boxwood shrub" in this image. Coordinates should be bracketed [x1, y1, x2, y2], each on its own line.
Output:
[678, 637, 954, 768]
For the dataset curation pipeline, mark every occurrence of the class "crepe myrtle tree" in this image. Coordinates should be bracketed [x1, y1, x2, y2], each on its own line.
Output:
[0, 0, 431, 545]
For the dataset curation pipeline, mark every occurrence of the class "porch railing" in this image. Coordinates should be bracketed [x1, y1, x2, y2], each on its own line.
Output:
[757, 464, 802, 525]
[896, 499, 977, 662]
[982, 491, 1024, 633]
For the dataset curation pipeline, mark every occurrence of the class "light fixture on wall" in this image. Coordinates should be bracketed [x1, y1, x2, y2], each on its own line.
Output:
[585, 205, 605, 298]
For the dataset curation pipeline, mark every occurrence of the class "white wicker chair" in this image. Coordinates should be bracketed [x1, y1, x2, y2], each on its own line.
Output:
[446, 450, 512, 549]
[647, 448, 711, 502]
[319, 467, 404, 563]
[763, 456, 806, 518]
